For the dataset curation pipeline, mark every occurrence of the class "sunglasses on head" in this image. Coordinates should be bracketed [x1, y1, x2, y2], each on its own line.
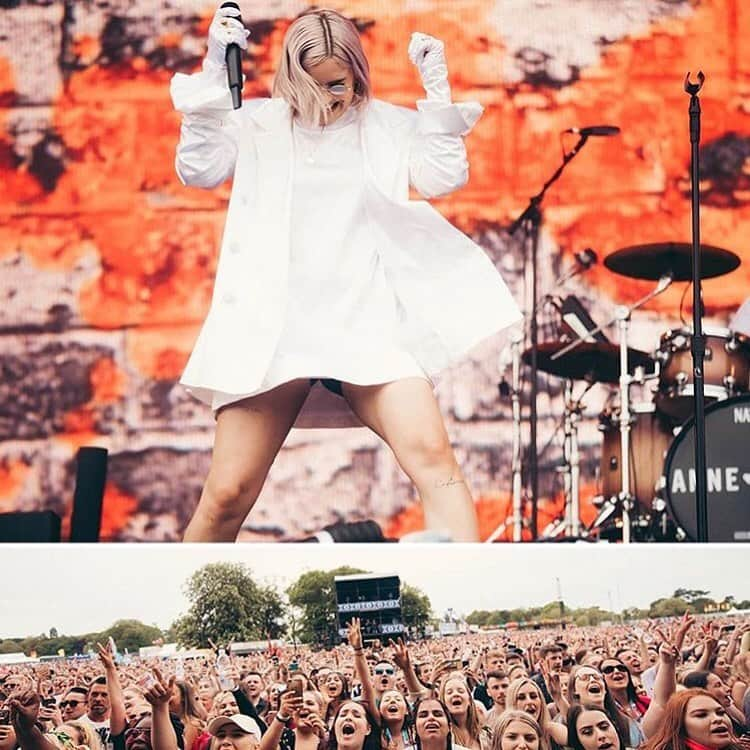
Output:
[601, 664, 628, 675]
[374, 667, 394, 675]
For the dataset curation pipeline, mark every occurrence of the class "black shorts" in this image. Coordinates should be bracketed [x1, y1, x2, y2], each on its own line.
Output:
[310, 378, 344, 397]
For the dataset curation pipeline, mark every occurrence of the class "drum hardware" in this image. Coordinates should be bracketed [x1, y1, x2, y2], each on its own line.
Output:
[547, 274, 673, 542]
[524, 341, 652, 384]
[654, 326, 750, 421]
[488, 326, 527, 543]
[540, 379, 594, 541]
[603, 241, 740, 282]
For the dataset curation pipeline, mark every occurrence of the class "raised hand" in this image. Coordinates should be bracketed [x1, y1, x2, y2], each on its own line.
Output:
[97, 641, 116, 671]
[389, 638, 410, 672]
[347, 618, 363, 651]
[9, 690, 40, 733]
[206, 3, 250, 69]
[278, 690, 302, 719]
[143, 669, 174, 707]
[540, 662, 561, 700]
[407, 32, 450, 103]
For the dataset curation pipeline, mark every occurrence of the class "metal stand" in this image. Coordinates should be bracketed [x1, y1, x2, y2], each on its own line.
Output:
[616, 307, 634, 544]
[684, 71, 709, 542]
[509, 328, 524, 541]
[488, 328, 526, 543]
[508, 135, 593, 539]
[563, 381, 582, 537]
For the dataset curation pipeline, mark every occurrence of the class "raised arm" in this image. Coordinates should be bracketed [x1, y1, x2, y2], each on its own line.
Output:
[347, 619, 377, 712]
[97, 642, 127, 736]
[10, 691, 60, 750]
[260, 691, 301, 750]
[391, 638, 430, 702]
[170, 3, 249, 188]
[642, 614, 694, 738]
[144, 670, 179, 750]
[724, 622, 750, 667]
[406, 32, 483, 199]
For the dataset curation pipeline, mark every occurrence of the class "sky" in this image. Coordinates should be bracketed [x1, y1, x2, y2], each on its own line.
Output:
[1, 544, 747, 639]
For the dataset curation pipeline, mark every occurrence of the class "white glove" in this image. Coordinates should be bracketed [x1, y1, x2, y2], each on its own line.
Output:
[205, 4, 250, 70]
[408, 32, 451, 103]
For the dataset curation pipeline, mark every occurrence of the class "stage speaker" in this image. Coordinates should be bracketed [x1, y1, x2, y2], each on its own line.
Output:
[0, 511, 61, 542]
[70, 446, 108, 542]
[296, 520, 387, 543]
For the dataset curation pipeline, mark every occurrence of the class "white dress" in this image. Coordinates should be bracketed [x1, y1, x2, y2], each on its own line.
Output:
[212, 106, 426, 412]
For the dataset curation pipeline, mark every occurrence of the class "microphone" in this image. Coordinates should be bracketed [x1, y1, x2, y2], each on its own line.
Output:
[574, 247, 598, 268]
[554, 247, 598, 287]
[221, 1, 244, 109]
[564, 125, 621, 137]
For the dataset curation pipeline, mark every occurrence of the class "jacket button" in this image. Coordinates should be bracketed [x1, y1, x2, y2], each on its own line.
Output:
[229, 242, 240, 254]
[223, 293, 236, 305]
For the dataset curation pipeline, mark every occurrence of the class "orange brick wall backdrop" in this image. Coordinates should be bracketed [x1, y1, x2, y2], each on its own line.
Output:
[1, 1, 749, 541]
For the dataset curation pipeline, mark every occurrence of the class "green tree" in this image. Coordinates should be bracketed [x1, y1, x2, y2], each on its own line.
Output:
[466, 611, 492, 627]
[649, 596, 692, 618]
[673, 589, 710, 604]
[400, 584, 432, 635]
[172, 563, 286, 647]
[99, 620, 164, 653]
[287, 567, 366, 647]
[622, 607, 649, 621]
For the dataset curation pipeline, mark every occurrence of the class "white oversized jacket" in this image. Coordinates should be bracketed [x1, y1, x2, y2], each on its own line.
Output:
[170, 66, 521, 420]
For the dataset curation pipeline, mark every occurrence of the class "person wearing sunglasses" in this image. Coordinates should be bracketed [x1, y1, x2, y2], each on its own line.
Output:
[598, 660, 650, 727]
[60, 691, 89, 724]
[568, 631, 685, 747]
[372, 665, 397, 698]
[171, 2, 520, 544]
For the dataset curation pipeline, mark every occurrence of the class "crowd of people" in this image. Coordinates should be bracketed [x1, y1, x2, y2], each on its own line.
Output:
[2, 615, 750, 750]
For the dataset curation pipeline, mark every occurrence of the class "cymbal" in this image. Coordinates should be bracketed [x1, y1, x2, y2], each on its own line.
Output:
[604, 242, 740, 281]
[524, 341, 653, 383]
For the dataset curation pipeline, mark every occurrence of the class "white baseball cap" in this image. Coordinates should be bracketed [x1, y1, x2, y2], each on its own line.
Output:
[207, 715, 262, 740]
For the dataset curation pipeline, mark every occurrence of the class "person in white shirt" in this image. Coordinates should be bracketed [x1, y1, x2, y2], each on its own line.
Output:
[171, 5, 520, 543]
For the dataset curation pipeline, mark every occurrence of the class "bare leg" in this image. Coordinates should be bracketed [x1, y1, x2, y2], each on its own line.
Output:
[183, 379, 312, 542]
[342, 378, 480, 542]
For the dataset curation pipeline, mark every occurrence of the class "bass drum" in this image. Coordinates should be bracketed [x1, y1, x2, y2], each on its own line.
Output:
[663, 394, 750, 542]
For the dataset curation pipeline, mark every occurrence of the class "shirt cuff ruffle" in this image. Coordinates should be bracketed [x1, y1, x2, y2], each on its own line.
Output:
[415, 99, 484, 136]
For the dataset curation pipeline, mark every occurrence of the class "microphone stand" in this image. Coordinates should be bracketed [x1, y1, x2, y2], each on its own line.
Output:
[685, 71, 709, 542]
[507, 134, 591, 540]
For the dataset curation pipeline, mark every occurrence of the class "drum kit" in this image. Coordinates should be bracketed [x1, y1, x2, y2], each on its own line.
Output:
[500, 241, 750, 543]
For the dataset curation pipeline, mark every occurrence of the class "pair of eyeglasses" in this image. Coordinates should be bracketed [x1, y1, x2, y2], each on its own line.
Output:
[60, 700, 84, 709]
[576, 673, 603, 683]
[601, 664, 629, 675]
[321, 82, 351, 96]
[374, 668, 394, 676]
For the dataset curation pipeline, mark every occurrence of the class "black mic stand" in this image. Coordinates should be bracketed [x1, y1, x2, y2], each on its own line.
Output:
[684, 71, 709, 542]
[508, 134, 591, 539]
